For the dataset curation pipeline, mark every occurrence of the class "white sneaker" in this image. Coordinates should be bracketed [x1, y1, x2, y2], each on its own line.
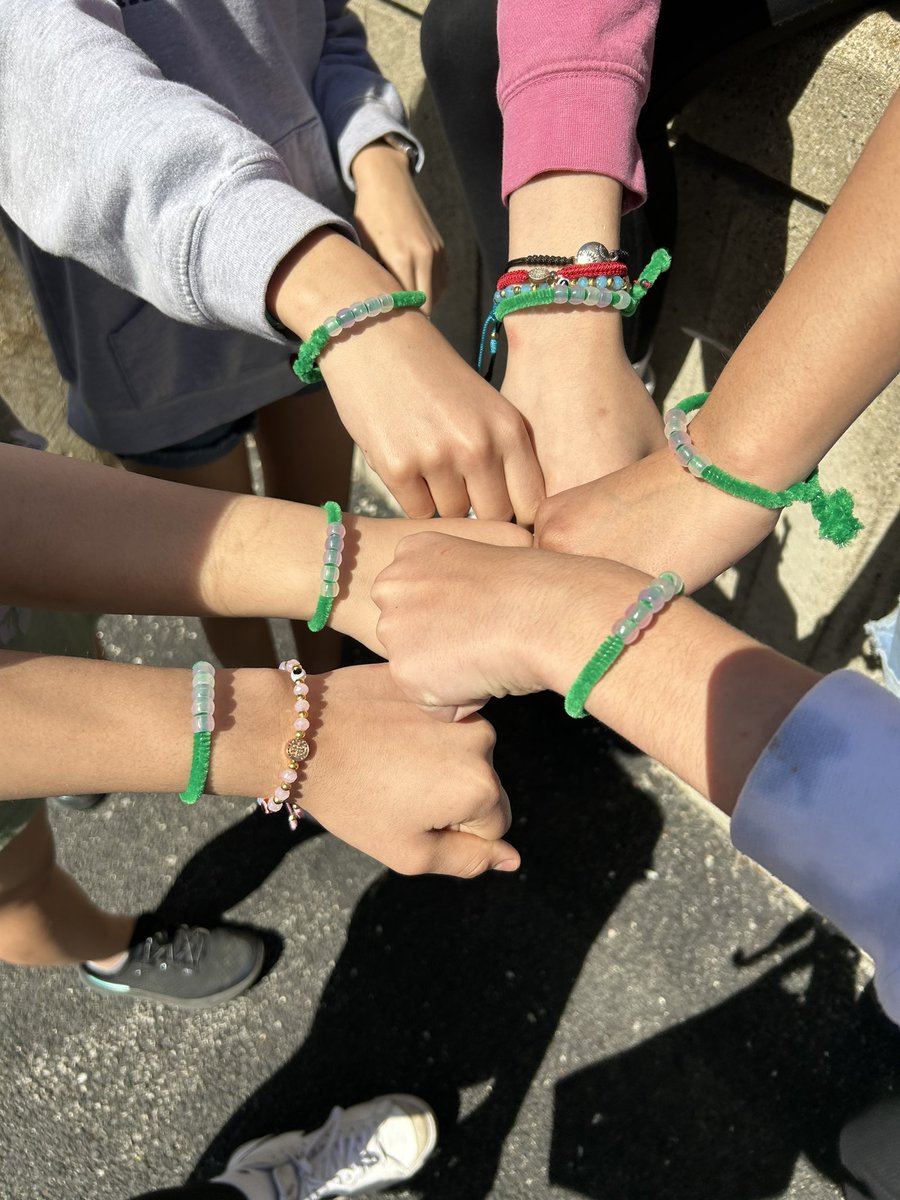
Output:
[213, 1094, 438, 1200]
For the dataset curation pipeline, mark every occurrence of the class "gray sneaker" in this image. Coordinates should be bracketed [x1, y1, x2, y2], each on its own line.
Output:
[216, 1094, 438, 1199]
[77, 924, 264, 1009]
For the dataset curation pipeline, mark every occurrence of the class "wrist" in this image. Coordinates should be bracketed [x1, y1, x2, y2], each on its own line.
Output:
[267, 229, 400, 339]
[351, 140, 415, 186]
[206, 668, 295, 799]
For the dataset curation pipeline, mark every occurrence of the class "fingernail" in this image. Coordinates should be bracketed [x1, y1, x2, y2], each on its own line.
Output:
[493, 858, 519, 872]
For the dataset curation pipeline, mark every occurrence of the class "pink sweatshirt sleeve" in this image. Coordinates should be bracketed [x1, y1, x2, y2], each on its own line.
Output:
[497, 0, 659, 211]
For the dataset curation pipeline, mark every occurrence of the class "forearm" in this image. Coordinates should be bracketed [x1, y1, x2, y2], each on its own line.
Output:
[505, 173, 629, 362]
[691, 86, 900, 488]
[0, 652, 285, 800]
[0, 445, 324, 620]
[534, 561, 820, 813]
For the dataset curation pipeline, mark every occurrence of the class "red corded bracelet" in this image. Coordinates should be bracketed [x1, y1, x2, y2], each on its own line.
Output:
[496, 263, 629, 292]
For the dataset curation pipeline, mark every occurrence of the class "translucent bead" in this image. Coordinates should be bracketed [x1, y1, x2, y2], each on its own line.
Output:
[623, 623, 642, 645]
[638, 584, 667, 613]
[627, 602, 653, 631]
[667, 430, 690, 448]
[294, 698, 310, 713]
[611, 275, 625, 290]
[322, 580, 340, 598]
[553, 284, 569, 304]
[611, 617, 635, 641]
[192, 695, 214, 716]
[595, 291, 613, 308]
[294, 716, 310, 732]
[193, 661, 215, 675]
[326, 535, 344, 555]
[569, 284, 587, 304]
[192, 671, 215, 690]
[577, 276, 589, 287]
[665, 407, 687, 427]
[675, 443, 695, 465]
[321, 563, 339, 583]
[503, 286, 515, 298]
[336, 308, 355, 330]
[324, 549, 343, 567]
[326, 522, 346, 538]
[192, 713, 214, 733]
[351, 302, 368, 321]
[365, 297, 382, 316]
[658, 571, 683, 600]
[324, 316, 342, 337]
[687, 454, 710, 478]
[293, 681, 309, 697]
[281, 768, 298, 784]
[274, 786, 291, 803]
[582, 287, 599, 306]
[378, 293, 395, 312]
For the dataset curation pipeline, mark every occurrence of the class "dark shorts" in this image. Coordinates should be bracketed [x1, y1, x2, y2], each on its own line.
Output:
[122, 411, 259, 470]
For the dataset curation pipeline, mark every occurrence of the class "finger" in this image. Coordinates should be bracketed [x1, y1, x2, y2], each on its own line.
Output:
[504, 437, 546, 526]
[415, 700, 487, 723]
[459, 783, 512, 841]
[414, 254, 436, 315]
[426, 469, 472, 518]
[463, 463, 514, 522]
[424, 828, 520, 878]
[388, 474, 437, 520]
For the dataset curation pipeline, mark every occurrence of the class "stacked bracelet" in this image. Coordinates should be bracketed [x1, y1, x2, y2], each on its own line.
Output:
[665, 393, 863, 547]
[565, 573, 683, 718]
[307, 501, 345, 632]
[257, 659, 310, 831]
[477, 249, 671, 378]
[506, 242, 629, 270]
[179, 661, 216, 805]
[292, 290, 426, 386]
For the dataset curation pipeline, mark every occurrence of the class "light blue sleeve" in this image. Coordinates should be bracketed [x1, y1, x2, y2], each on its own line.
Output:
[732, 669, 900, 1024]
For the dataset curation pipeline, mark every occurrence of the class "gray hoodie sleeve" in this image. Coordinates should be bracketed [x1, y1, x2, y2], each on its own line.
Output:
[0, 0, 355, 340]
[314, 0, 425, 188]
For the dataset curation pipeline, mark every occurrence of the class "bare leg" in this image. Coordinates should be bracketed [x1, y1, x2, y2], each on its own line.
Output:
[256, 389, 354, 673]
[122, 441, 277, 668]
[0, 807, 133, 966]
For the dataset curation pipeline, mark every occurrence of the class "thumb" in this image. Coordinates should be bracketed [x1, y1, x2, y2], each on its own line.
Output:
[425, 828, 521, 878]
[416, 700, 487, 723]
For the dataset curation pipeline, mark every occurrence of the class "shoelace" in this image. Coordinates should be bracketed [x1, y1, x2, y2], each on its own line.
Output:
[139, 926, 208, 972]
[246, 1107, 382, 1200]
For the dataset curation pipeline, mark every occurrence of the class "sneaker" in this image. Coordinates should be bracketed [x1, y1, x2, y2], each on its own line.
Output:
[216, 1094, 438, 1199]
[53, 793, 107, 811]
[77, 923, 264, 1009]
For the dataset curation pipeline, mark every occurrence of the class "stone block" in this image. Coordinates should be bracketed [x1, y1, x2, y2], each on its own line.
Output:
[675, 8, 900, 206]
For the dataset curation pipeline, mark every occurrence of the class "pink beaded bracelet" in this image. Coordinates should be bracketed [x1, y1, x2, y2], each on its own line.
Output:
[257, 658, 310, 831]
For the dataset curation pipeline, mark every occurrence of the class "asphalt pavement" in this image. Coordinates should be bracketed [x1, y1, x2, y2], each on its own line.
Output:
[2, 479, 899, 1200]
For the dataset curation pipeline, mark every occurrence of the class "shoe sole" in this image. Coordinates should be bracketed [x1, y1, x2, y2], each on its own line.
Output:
[355, 1094, 438, 1192]
[77, 938, 265, 1010]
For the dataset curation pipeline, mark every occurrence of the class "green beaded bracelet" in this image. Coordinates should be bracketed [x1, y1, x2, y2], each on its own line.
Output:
[179, 661, 216, 804]
[293, 290, 426, 385]
[478, 249, 671, 376]
[666, 393, 862, 546]
[565, 572, 683, 718]
[308, 501, 345, 633]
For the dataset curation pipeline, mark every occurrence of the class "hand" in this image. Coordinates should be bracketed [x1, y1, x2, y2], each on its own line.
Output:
[351, 142, 447, 313]
[333, 514, 532, 654]
[301, 664, 520, 876]
[499, 309, 665, 496]
[269, 231, 545, 522]
[534, 445, 779, 592]
[373, 533, 640, 719]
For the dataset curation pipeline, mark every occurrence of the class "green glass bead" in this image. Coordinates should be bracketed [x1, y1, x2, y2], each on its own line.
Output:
[324, 316, 342, 337]
[321, 563, 339, 583]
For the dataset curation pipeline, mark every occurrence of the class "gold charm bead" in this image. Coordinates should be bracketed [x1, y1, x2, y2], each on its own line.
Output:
[286, 736, 310, 762]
